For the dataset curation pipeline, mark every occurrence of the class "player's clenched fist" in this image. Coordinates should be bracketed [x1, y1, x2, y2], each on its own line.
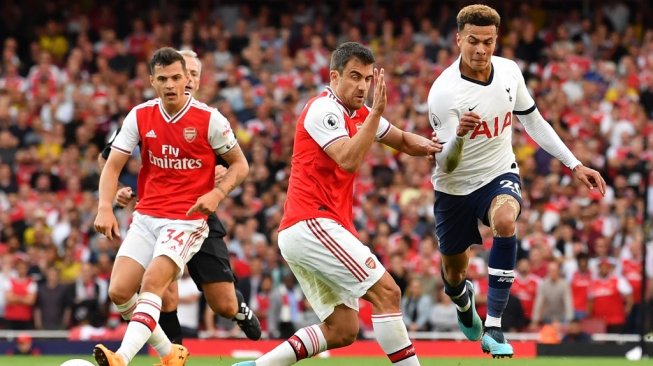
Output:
[94, 207, 120, 240]
[186, 189, 223, 216]
[371, 68, 386, 115]
[457, 111, 481, 137]
[115, 187, 134, 207]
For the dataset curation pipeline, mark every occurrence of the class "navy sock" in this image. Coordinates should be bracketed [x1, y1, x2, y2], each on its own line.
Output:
[487, 236, 517, 321]
[441, 268, 472, 327]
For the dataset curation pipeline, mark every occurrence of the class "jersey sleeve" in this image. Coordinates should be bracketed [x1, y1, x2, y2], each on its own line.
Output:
[100, 128, 120, 159]
[208, 109, 238, 155]
[513, 62, 536, 114]
[361, 105, 392, 140]
[304, 98, 349, 150]
[427, 85, 459, 144]
[111, 109, 140, 155]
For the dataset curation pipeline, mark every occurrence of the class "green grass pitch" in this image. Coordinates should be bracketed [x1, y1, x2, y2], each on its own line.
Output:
[0, 356, 644, 366]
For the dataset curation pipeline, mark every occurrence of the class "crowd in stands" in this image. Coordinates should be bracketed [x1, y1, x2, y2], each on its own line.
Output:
[0, 0, 652, 342]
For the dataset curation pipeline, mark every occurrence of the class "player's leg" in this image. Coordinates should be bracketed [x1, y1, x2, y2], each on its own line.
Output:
[95, 214, 181, 366]
[187, 229, 261, 340]
[100, 217, 208, 366]
[363, 271, 420, 365]
[159, 281, 183, 344]
[434, 191, 483, 341]
[478, 173, 522, 358]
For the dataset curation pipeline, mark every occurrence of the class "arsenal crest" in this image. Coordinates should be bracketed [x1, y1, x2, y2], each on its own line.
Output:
[183, 127, 197, 142]
[365, 257, 376, 269]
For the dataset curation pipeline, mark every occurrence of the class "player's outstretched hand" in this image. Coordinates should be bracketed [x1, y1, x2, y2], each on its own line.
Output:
[371, 68, 386, 116]
[573, 164, 607, 196]
[426, 131, 444, 163]
[115, 187, 135, 207]
[187, 189, 222, 216]
[94, 207, 120, 240]
[457, 112, 481, 137]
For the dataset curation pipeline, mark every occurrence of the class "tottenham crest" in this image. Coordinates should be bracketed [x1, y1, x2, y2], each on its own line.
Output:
[323, 113, 339, 130]
[183, 127, 197, 142]
[430, 113, 442, 130]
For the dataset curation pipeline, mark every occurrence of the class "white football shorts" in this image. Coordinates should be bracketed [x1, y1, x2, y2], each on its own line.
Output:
[117, 211, 208, 278]
[278, 217, 385, 321]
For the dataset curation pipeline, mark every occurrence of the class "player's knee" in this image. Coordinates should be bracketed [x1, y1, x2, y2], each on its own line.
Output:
[325, 321, 358, 347]
[214, 296, 238, 318]
[492, 212, 516, 237]
[442, 265, 466, 287]
[108, 284, 132, 305]
[370, 277, 401, 311]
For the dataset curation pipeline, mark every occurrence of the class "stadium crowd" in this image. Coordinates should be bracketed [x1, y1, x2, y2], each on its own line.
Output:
[0, 0, 652, 343]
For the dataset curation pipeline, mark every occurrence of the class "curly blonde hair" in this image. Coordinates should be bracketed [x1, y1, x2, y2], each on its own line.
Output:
[456, 4, 500, 32]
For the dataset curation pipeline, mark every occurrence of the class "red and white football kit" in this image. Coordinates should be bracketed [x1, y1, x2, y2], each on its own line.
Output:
[510, 274, 540, 320]
[588, 275, 632, 326]
[111, 93, 237, 274]
[278, 86, 392, 321]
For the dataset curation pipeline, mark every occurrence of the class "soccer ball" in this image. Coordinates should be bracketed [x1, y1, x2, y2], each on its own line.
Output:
[60, 359, 95, 366]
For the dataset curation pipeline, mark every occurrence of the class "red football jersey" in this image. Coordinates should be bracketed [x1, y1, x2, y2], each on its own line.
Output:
[510, 274, 539, 320]
[279, 87, 391, 235]
[621, 259, 642, 303]
[111, 94, 237, 220]
[571, 270, 592, 313]
[588, 275, 631, 325]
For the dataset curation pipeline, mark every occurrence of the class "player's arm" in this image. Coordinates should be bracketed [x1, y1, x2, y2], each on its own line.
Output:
[379, 125, 443, 157]
[214, 144, 249, 199]
[428, 91, 472, 173]
[95, 110, 139, 239]
[513, 64, 605, 194]
[324, 68, 386, 172]
[188, 111, 249, 216]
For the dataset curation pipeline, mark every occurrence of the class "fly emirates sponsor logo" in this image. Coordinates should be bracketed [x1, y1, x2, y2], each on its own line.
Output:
[148, 144, 203, 169]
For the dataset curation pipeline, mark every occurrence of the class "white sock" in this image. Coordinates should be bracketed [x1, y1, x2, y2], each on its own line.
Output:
[113, 293, 172, 360]
[256, 325, 327, 366]
[116, 294, 138, 320]
[485, 315, 502, 328]
[372, 313, 420, 365]
[116, 292, 163, 363]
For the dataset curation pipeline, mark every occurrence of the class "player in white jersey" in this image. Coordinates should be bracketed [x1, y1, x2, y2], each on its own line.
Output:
[427, 4, 606, 358]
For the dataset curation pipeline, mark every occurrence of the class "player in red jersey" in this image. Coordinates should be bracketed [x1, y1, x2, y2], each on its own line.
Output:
[233, 42, 442, 366]
[93, 47, 249, 366]
[101, 50, 261, 343]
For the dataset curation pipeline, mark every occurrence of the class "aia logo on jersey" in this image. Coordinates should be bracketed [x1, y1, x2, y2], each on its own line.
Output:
[323, 113, 339, 130]
[470, 111, 512, 139]
[183, 127, 197, 142]
[365, 257, 376, 269]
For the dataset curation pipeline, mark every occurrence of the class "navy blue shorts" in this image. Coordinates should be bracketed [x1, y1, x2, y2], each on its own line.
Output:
[434, 173, 523, 256]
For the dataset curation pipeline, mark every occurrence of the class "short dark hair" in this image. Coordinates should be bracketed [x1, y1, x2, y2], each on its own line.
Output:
[457, 4, 501, 32]
[148, 47, 186, 75]
[330, 42, 375, 74]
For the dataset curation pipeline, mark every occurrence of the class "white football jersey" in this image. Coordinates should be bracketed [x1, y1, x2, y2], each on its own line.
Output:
[428, 56, 535, 195]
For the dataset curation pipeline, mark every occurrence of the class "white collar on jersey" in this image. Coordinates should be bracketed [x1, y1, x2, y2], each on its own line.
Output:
[325, 86, 355, 118]
[158, 91, 193, 123]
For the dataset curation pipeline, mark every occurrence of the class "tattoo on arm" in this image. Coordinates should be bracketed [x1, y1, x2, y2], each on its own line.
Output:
[215, 169, 236, 195]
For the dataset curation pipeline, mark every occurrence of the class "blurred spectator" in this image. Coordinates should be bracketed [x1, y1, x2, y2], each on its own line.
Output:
[34, 266, 71, 329]
[177, 268, 202, 338]
[588, 257, 633, 333]
[252, 273, 273, 335]
[268, 273, 303, 339]
[569, 252, 592, 320]
[401, 278, 432, 332]
[511, 258, 540, 323]
[531, 262, 574, 328]
[70, 262, 108, 327]
[6, 333, 40, 355]
[3, 254, 36, 329]
[429, 288, 457, 332]
[561, 318, 592, 343]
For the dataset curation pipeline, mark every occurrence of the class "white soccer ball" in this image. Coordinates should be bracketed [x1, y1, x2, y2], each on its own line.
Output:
[60, 359, 95, 366]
